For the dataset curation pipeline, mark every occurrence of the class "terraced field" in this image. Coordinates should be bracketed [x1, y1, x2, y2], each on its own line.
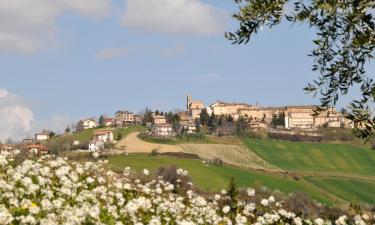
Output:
[181, 144, 282, 172]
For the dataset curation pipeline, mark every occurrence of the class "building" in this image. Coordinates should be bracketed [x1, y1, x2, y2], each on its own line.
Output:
[187, 94, 205, 119]
[178, 121, 197, 134]
[24, 144, 49, 156]
[152, 115, 167, 124]
[23, 138, 34, 144]
[283, 106, 346, 129]
[76, 119, 98, 132]
[0, 144, 17, 155]
[35, 133, 49, 142]
[88, 140, 104, 151]
[93, 130, 114, 143]
[104, 118, 114, 127]
[151, 123, 174, 136]
[114, 110, 142, 126]
[208, 101, 255, 120]
[238, 107, 283, 123]
[178, 111, 191, 123]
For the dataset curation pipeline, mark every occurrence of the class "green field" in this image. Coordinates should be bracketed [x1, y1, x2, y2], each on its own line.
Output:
[108, 154, 332, 204]
[243, 138, 375, 176]
[306, 177, 375, 204]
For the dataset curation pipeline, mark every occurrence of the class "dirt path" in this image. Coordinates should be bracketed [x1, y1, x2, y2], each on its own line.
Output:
[116, 132, 183, 153]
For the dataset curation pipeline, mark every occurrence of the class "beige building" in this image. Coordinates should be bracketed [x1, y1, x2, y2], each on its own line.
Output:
[284, 106, 346, 129]
[187, 94, 205, 119]
[238, 107, 284, 123]
[115, 110, 141, 126]
[152, 115, 167, 124]
[208, 101, 255, 120]
[152, 123, 174, 136]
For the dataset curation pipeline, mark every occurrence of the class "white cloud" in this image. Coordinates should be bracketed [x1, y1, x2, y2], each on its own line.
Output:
[31, 115, 73, 135]
[160, 41, 186, 57]
[0, 88, 34, 141]
[95, 47, 129, 60]
[121, 0, 227, 36]
[0, 0, 112, 53]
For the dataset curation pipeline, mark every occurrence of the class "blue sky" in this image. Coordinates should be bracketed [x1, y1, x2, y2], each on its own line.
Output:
[0, 0, 365, 139]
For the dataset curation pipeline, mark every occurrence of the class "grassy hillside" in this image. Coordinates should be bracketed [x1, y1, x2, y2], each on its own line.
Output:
[108, 154, 332, 204]
[55, 126, 145, 143]
[243, 138, 375, 176]
[306, 177, 375, 204]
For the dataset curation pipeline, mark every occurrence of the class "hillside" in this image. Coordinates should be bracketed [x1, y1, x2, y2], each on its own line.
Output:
[108, 154, 332, 204]
[243, 138, 375, 176]
[243, 137, 375, 204]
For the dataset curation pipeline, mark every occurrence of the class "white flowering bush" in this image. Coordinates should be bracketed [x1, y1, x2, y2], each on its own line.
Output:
[0, 153, 373, 225]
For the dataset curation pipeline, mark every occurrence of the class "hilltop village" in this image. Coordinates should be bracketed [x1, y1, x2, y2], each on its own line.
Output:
[1, 94, 351, 156]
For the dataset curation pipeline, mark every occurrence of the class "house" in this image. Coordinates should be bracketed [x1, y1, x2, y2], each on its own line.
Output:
[76, 119, 98, 132]
[0, 144, 17, 155]
[88, 140, 104, 151]
[151, 123, 174, 136]
[104, 118, 114, 127]
[35, 133, 49, 142]
[152, 115, 167, 124]
[93, 130, 113, 143]
[114, 110, 142, 126]
[24, 144, 49, 156]
[178, 121, 197, 134]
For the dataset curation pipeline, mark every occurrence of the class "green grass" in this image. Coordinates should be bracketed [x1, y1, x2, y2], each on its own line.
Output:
[54, 126, 145, 143]
[113, 125, 146, 140]
[107, 154, 332, 204]
[243, 138, 375, 176]
[306, 177, 375, 204]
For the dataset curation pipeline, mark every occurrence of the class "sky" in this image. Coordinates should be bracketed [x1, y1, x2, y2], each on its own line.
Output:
[0, 0, 367, 140]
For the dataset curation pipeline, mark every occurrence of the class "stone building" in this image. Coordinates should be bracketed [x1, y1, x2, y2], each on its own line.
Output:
[114, 110, 142, 126]
[208, 101, 255, 120]
[187, 94, 205, 119]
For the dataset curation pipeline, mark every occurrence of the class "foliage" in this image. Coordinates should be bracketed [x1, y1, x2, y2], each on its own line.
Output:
[199, 109, 210, 126]
[226, 0, 375, 139]
[98, 115, 105, 128]
[1, 154, 373, 224]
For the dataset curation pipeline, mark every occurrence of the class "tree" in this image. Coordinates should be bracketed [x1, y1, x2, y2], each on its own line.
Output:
[142, 108, 153, 125]
[227, 114, 234, 123]
[199, 109, 210, 126]
[208, 112, 218, 130]
[48, 131, 56, 138]
[98, 115, 105, 128]
[65, 126, 71, 133]
[226, 0, 375, 139]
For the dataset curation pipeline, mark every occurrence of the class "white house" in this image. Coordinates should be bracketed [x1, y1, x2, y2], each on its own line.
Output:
[151, 123, 174, 136]
[178, 122, 197, 134]
[88, 140, 104, 151]
[76, 119, 98, 132]
[35, 133, 49, 142]
[93, 130, 114, 143]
